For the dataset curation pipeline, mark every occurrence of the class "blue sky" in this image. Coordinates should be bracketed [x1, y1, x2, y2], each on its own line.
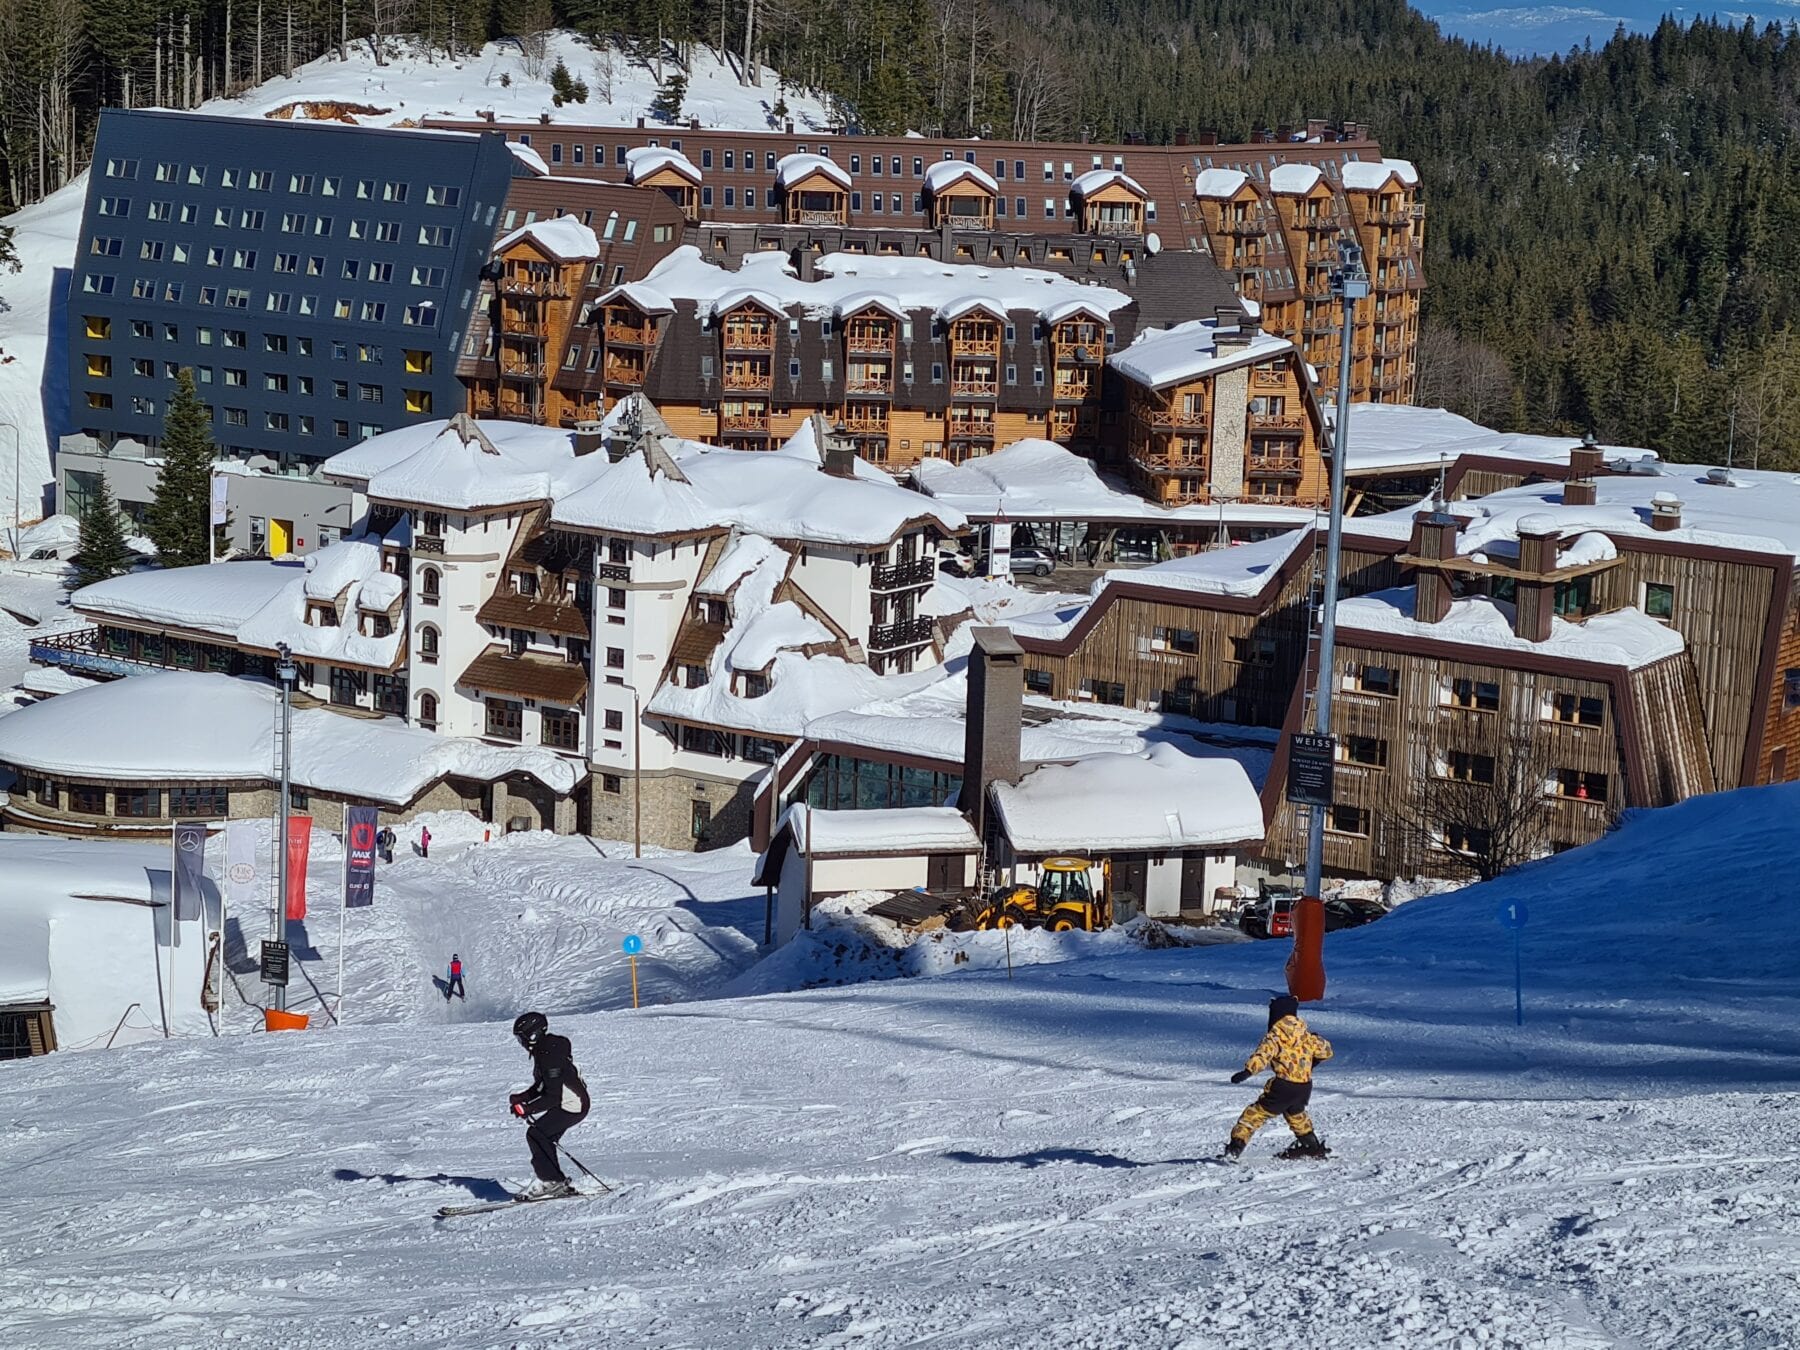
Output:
[1415, 3, 1800, 55]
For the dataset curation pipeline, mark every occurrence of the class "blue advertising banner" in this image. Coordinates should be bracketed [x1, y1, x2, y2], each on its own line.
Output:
[344, 807, 379, 909]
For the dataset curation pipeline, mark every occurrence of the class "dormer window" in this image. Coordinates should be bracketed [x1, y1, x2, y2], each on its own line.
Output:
[680, 663, 709, 688]
[509, 570, 538, 598]
[363, 613, 393, 638]
[739, 671, 770, 699]
[306, 599, 338, 627]
[698, 599, 728, 625]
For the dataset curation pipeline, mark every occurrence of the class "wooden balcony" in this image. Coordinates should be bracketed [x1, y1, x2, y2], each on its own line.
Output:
[1221, 216, 1264, 235]
[951, 378, 998, 398]
[721, 410, 770, 433]
[1249, 412, 1306, 433]
[1364, 206, 1413, 226]
[1145, 408, 1209, 431]
[950, 336, 1000, 357]
[1090, 218, 1139, 235]
[499, 277, 570, 299]
[499, 357, 546, 379]
[847, 333, 893, 355]
[869, 617, 935, 651]
[1299, 213, 1339, 231]
[797, 208, 845, 227]
[722, 326, 775, 351]
[723, 369, 773, 391]
[845, 377, 892, 396]
[604, 360, 644, 386]
[872, 558, 936, 591]
[843, 409, 889, 433]
[604, 322, 650, 346]
[1252, 369, 1288, 389]
[1052, 380, 1092, 403]
[1248, 454, 1304, 477]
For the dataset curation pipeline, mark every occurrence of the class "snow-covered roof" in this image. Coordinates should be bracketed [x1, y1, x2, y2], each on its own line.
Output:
[0, 672, 586, 800]
[620, 245, 1130, 325]
[1109, 320, 1300, 390]
[597, 280, 675, 314]
[1342, 157, 1419, 191]
[991, 744, 1264, 853]
[1350, 466, 1800, 561]
[1100, 527, 1309, 601]
[911, 438, 1312, 529]
[831, 291, 907, 321]
[74, 539, 406, 668]
[493, 213, 600, 261]
[1069, 168, 1146, 199]
[1268, 163, 1324, 195]
[507, 141, 550, 176]
[1337, 589, 1685, 672]
[553, 416, 965, 547]
[624, 145, 702, 185]
[1194, 168, 1250, 199]
[775, 152, 851, 190]
[1334, 403, 1660, 477]
[324, 415, 594, 510]
[923, 160, 997, 195]
[774, 803, 980, 856]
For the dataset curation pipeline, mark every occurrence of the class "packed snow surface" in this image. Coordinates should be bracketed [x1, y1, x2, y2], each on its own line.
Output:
[3, 786, 1798, 1346]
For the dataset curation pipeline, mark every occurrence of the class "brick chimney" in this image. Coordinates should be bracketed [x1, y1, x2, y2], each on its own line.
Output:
[1174, 128, 1191, 147]
[1650, 492, 1683, 532]
[958, 627, 1025, 842]
[1512, 515, 1559, 642]
[1409, 509, 1459, 624]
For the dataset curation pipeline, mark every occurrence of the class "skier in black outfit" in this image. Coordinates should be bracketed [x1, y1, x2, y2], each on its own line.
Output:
[508, 1011, 590, 1200]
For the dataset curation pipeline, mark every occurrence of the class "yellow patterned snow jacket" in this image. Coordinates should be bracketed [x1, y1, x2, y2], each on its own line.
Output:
[1243, 1014, 1334, 1084]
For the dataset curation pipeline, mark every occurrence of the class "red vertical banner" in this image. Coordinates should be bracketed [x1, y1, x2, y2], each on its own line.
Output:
[285, 815, 313, 920]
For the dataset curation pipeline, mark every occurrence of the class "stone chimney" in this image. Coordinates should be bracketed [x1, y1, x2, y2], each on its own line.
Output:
[571, 420, 604, 457]
[1512, 515, 1559, 642]
[816, 414, 858, 478]
[1409, 509, 1459, 624]
[958, 627, 1025, 842]
[1650, 492, 1683, 532]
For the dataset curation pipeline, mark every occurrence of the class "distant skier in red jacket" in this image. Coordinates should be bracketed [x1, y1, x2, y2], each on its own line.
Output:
[445, 954, 464, 1001]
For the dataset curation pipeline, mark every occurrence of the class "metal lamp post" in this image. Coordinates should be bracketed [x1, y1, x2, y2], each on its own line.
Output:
[269, 642, 297, 1012]
[1287, 238, 1369, 1003]
[630, 682, 642, 859]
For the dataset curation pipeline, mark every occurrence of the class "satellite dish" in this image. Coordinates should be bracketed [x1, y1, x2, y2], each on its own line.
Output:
[1074, 346, 1091, 362]
[1145, 231, 1163, 255]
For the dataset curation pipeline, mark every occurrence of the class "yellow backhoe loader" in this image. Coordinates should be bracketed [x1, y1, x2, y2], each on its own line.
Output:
[969, 857, 1112, 932]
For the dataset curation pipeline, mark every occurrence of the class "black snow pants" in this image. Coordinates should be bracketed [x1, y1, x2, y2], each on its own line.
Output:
[526, 1107, 587, 1182]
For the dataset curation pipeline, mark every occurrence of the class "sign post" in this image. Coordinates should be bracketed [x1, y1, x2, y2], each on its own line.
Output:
[1497, 899, 1529, 1026]
[622, 934, 643, 1008]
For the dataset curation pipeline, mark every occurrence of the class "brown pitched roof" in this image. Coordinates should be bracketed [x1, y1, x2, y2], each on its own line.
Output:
[476, 591, 590, 639]
[458, 645, 590, 704]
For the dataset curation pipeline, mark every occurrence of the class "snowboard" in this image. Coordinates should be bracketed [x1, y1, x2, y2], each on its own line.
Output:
[436, 1189, 612, 1218]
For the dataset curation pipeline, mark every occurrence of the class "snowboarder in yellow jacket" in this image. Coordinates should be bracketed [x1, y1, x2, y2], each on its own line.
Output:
[1224, 994, 1332, 1161]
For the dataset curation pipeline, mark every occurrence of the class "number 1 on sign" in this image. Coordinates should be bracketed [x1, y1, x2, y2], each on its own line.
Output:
[622, 934, 643, 1009]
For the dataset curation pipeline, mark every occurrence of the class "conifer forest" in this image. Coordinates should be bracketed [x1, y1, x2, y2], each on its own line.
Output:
[7, 0, 1800, 463]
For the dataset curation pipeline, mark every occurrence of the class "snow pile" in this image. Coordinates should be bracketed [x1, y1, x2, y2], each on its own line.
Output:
[1099, 526, 1307, 600]
[1337, 588, 1686, 671]
[608, 244, 1132, 324]
[1193, 167, 1249, 198]
[1341, 157, 1420, 190]
[0, 670, 583, 802]
[774, 805, 980, 856]
[624, 146, 702, 185]
[1268, 163, 1324, 194]
[1110, 319, 1301, 390]
[775, 152, 852, 190]
[923, 160, 998, 195]
[990, 743, 1265, 853]
[1335, 401, 1660, 475]
[1069, 167, 1146, 199]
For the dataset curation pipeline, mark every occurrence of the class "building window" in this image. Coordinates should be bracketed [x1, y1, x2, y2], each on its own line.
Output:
[418, 691, 439, 731]
[1644, 581, 1675, 622]
[606, 646, 625, 670]
[1353, 664, 1397, 696]
[1554, 574, 1594, 618]
[601, 773, 623, 794]
[542, 707, 580, 751]
[1448, 678, 1500, 712]
[1024, 668, 1053, 694]
[485, 698, 523, 742]
[681, 724, 727, 756]
[691, 798, 713, 840]
[1552, 768, 1608, 802]
[115, 787, 162, 818]
[1326, 804, 1370, 836]
[1444, 750, 1496, 784]
[1155, 626, 1199, 655]
[1081, 678, 1126, 705]
[1344, 736, 1388, 767]
[1548, 692, 1604, 727]
[329, 666, 366, 707]
[71, 786, 108, 815]
[170, 785, 229, 816]
[1785, 669, 1800, 711]
[1442, 822, 1493, 856]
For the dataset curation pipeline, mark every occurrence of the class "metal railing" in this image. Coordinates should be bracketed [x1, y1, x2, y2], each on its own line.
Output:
[869, 617, 935, 650]
[872, 558, 936, 591]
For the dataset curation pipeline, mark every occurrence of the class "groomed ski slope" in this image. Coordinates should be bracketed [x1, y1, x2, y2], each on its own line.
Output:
[3, 785, 1799, 1348]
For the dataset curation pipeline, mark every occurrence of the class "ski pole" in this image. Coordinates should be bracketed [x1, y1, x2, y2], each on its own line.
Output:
[525, 1112, 613, 1193]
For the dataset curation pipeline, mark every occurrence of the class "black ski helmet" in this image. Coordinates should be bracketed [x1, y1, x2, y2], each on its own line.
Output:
[1268, 994, 1300, 1028]
[512, 1011, 548, 1046]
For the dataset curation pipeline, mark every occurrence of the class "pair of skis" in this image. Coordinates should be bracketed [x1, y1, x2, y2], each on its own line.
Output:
[437, 1188, 614, 1218]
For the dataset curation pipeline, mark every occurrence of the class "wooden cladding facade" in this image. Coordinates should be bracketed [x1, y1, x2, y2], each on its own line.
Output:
[1264, 644, 1713, 879]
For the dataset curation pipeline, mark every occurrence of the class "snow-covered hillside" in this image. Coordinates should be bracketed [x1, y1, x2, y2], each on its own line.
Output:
[0, 33, 835, 534]
[3, 787, 1797, 1346]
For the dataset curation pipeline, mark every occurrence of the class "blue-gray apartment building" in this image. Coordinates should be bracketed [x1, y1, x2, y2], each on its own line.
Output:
[69, 110, 518, 464]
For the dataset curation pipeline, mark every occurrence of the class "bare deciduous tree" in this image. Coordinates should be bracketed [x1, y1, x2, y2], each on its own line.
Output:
[1391, 731, 1574, 882]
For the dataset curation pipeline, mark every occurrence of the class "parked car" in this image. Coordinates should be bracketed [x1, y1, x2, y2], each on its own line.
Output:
[1324, 895, 1390, 932]
[1237, 887, 1299, 940]
[1008, 546, 1057, 578]
[937, 547, 975, 577]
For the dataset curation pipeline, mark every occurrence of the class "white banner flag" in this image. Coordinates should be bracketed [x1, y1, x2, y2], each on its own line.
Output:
[225, 820, 259, 912]
[210, 474, 230, 527]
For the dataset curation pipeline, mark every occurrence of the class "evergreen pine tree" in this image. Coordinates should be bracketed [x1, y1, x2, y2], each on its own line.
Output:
[72, 472, 134, 590]
[650, 70, 688, 124]
[145, 369, 217, 570]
